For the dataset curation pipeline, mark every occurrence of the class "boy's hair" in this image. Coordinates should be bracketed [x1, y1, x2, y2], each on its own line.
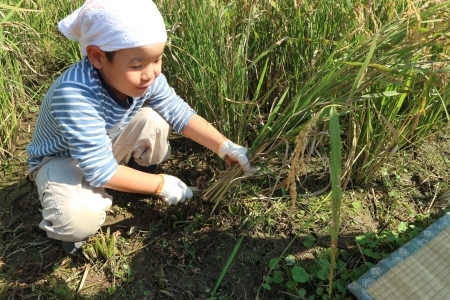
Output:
[104, 51, 116, 63]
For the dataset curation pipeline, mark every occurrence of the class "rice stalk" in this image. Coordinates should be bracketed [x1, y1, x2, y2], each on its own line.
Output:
[286, 114, 321, 210]
[0, 1, 27, 158]
[0, 0, 84, 159]
[202, 0, 450, 204]
[328, 105, 342, 296]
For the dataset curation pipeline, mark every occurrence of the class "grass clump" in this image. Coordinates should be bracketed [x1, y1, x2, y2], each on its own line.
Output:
[0, 0, 82, 161]
[83, 228, 133, 294]
[0, 2, 33, 157]
[192, 1, 450, 204]
[258, 221, 428, 299]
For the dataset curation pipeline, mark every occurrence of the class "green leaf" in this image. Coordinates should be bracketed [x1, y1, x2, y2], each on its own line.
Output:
[398, 222, 408, 233]
[291, 265, 309, 283]
[438, 66, 450, 73]
[360, 91, 406, 99]
[273, 271, 284, 284]
[316, 287, 324, 295]
[347, 30, 379, 100]
[285, 254, 296, 266]
[340, 250, 350, 260]
[340, 270, 351, 280]
[317, 269, 328, 281]
[211, 236, 244, 298]
[319, 258, 330, 269]
[329, 105, 342, 295]
[286, 281, 298, 289]
[355, 235, 368, 244]
[298, 288, 307, 298]
[303, 235, 317, 248]
[334, 279, 347, 293]
[269, 258, 280, 270]
[363, 248, 381, 259]
[265, 275, 273, 284]
[351, 201, 363, 209]
[262, 283, 271, 290]
[268, 0, 279, 10]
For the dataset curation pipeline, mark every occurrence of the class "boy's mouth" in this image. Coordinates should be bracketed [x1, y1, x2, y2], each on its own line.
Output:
[137, 83, 152, 90]
[137, 85, 150, 90]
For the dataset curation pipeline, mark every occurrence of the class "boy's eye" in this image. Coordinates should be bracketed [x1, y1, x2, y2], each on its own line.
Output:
[131, 65, 142, 69]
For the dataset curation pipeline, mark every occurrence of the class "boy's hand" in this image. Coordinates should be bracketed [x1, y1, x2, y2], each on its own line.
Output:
[156, 174, 193, 205]
[219, 140, 258, 175]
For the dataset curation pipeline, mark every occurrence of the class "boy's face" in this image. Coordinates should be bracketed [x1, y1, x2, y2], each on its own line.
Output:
[95, 43, 165, 101]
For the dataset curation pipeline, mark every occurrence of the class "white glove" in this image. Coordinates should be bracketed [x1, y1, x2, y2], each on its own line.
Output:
[219, 140, 258, 175]
[156, 174, 193, 205]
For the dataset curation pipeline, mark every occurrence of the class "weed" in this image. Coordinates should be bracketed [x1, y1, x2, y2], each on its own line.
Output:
[302, 235, 317, 248]
[259, 220, 428, 299]
[83, 227, 118, 261]
[82, 227, 133, 292]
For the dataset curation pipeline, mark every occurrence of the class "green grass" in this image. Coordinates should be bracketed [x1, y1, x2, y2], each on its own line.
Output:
[0, 1, 29, 157]
[1, 0, 450, 299]
[0, 0, 82, 159]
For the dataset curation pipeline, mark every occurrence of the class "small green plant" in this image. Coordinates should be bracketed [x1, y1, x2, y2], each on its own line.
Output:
[83, 227, 133, 290]
[47, 275, 75, 299]
[259, 221, 426, 299]
[302, 235, 317, 248]
[260, 255, 349, 299]
[356, 222, 423, 259]
[83, 227, 117, 261]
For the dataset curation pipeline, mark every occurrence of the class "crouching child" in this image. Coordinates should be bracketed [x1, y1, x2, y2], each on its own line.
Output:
[26, 0, 255, 256]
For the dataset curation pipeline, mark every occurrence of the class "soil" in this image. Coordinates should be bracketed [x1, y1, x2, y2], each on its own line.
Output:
[1, 114, 450, 300]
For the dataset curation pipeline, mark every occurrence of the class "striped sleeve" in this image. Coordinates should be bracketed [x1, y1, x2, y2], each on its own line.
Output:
[146, 74, 195, 134]
[50, 82, 118, 187]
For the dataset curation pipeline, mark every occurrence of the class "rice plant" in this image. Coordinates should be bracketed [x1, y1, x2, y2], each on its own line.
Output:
[162, 5, 449, 293]
[0, 0, 82, 160]
[0, 2, 31, 158]
[160, 0, 450, 204]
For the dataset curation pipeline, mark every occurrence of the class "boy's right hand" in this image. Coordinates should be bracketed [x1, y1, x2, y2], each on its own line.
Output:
[156, 174, 193, 205]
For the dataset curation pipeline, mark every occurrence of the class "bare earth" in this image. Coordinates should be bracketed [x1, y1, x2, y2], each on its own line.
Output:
[1, 114, 449, 299]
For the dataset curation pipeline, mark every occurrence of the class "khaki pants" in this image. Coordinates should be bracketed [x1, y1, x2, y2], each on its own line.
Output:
[32, 105, 171, 242]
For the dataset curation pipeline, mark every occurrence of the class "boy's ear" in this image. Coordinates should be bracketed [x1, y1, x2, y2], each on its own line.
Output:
[86, 45, 106, 69]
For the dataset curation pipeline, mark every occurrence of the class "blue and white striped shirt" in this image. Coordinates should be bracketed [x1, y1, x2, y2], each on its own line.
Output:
[27, 57, 195, 187]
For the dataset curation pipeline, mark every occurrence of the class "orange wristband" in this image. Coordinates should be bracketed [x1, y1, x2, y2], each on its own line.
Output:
[155, 174, 165, 195]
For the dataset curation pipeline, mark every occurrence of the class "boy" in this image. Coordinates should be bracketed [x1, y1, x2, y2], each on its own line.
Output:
[26, 0, 255, 256]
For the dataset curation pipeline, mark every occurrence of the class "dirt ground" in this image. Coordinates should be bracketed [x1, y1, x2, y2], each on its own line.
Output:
[1, 115, 450, 299]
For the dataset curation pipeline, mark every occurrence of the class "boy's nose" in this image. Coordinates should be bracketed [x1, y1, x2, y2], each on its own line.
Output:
[141, 66, 155, 81]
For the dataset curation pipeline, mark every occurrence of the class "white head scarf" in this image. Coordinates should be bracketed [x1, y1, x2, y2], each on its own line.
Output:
[58, 0, 167, 56]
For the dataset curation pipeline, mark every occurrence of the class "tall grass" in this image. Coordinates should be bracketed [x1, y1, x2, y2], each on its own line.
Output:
[343, 1, 450, 186]
[4, 0, 448, 186]
[0, 2, 31, 157]
[159, 0, 450, 203]
[162, 4, 449, 293]
[161, 1, 413, 142]
[0, 0, 81, 160]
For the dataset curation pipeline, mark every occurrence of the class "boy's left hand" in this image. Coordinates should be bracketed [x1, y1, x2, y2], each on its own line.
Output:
[219, 140, 258, 175]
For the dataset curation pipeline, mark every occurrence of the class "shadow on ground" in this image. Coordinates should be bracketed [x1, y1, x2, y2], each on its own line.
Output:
[0, 177, 370, 300]
[1, 131, 450, 299]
